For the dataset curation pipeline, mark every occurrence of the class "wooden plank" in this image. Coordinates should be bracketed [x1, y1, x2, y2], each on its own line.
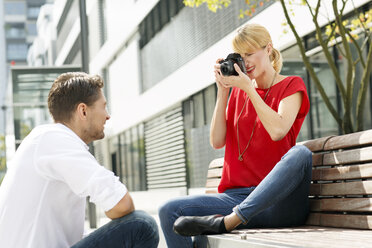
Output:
[322, 146, 372, 165]
[312, 163, 372, 181]
[299, 136, 334, 152]
[206, 178, 221, 188]
[207, 168, 223, 179]
[324, 129, 372, 151]
[310, 181, 372, 196]
[310, 198, 372, 212]
[205, 188, 218, 194]
[312, 153, 324, 166]
[209, 158, 224, 169]
[217, 226, 372, 248]
[306, 213, 372, 229]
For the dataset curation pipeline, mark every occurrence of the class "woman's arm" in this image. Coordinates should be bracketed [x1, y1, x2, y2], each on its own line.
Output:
[247, 90, 303, 141]
[210, 62, 230, 149]
[209, 85, 229, 149]
[218, 64, 303, 141]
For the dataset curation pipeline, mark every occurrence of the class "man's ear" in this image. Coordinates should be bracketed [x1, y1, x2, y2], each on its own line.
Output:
[76, 103, 88, 120]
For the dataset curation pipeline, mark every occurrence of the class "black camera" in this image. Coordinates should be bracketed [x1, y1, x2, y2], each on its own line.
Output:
[219, 53, 247, 76]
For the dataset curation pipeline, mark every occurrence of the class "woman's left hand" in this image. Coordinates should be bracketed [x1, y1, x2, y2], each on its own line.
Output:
[216, 63, 254, 92]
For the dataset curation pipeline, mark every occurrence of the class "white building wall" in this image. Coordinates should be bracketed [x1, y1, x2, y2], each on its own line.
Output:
[93, 0, 370, 138]
[106, 40, 141, 136]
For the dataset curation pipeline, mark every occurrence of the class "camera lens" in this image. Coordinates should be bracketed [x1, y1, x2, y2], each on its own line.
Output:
[220, 62, 234, 76]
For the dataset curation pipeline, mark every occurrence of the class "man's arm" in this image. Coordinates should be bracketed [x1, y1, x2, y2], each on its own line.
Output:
[105, 192, 135, 219]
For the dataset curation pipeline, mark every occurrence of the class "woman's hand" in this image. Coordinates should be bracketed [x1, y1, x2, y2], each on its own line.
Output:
[214, 59, 230, 94]
[216, 63, 254, 92]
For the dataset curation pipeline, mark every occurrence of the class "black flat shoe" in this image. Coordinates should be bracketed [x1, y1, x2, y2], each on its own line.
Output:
[173, 214, 227, 236]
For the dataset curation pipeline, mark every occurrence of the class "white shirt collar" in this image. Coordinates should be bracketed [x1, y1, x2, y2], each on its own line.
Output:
[55, 123, 90, 150]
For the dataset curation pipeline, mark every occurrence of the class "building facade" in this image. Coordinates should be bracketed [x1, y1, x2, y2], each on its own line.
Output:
[27, 0, 372, 209]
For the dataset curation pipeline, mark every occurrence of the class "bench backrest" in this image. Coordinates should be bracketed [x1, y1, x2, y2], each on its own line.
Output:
[205, 130, 372, 230]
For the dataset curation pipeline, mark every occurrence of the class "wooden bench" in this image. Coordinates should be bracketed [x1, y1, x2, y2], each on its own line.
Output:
[204, 129, 372, 247]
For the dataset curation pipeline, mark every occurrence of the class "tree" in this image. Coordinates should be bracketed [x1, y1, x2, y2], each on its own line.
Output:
[184, 0, 372, 134]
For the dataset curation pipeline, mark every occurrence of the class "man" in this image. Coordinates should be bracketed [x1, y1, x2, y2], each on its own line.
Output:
[0, 72, 159, 248]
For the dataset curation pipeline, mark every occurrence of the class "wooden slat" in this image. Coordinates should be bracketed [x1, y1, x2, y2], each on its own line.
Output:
[312, 153, 324, 166]
[226, 226, 372, 248]
[205, 188, 218, 194]
[324, 129, 372, 151]
[322, 147, 372, 166]
[207, 168, 223, 179]
[312, 163, 372, 181]
[310, 181, 372, 196]
[306, 213, 372, 229]
[206, 178, 221, 188]
[300, 135, 334, 152]
[209, 158, 224, 169]
[310, 198, 372, 212]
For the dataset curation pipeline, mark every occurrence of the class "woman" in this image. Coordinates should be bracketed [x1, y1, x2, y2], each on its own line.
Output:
[159, 23, 312, 248]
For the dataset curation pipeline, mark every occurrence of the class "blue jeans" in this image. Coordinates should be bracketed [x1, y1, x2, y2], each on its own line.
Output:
[71, 210, 159, 248]
[159, 145, 312, 248]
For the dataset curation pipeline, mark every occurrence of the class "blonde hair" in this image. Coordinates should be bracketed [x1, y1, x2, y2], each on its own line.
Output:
[232, 24, 283, 73]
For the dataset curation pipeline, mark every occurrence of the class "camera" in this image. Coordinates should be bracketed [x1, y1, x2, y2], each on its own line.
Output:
[219, 53, 247, 76]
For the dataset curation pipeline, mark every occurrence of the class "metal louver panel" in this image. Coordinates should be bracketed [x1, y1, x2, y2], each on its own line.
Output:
[144, 106, 187, 189]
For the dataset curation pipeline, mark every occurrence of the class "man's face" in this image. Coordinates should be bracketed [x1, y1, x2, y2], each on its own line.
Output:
[85, 90, 110, 142]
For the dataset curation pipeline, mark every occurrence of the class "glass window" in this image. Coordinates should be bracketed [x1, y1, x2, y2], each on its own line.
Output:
[204, 84, 216, 125]
[193, 92, 205, 128]
[5, 23, 26, 39]
[120, 132, 129, 186]
[309, 49, 340, 138]
[27, 7, 40, 19]
[98, 0, 107, 46]
[27, 23, 37, 36]
[4, 2, 26, 15]
[109, 136, 121, 178]
[7, 43, 28, 61]
[281, 45, 312, 141]
[183, 87, 225, 188]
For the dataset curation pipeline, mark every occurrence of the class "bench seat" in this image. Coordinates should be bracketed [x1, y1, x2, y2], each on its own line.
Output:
[204, 129, 372, 247]
[207, 226, 372, 248]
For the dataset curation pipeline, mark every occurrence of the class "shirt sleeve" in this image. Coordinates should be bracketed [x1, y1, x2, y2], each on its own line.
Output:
[281, 76, 310, 119]
[34, 131, 127, 211]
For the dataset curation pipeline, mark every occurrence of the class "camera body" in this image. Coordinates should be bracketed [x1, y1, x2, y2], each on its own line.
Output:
[219, 53, 247, 76]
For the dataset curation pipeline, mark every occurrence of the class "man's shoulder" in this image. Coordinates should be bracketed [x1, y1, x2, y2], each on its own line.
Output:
[30, 124, 81, 145]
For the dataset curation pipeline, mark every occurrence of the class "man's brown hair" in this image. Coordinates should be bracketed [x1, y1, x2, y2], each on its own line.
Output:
[48, 72, 104, 123]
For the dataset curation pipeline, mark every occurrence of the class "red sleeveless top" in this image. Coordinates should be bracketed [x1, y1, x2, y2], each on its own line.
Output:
[218, 76, 310, 193]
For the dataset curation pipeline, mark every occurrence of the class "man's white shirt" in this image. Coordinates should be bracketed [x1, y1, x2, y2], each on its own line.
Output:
[0, 123, 127, 248]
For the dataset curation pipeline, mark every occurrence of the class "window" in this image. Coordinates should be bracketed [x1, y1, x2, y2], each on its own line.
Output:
[5, 23, 26, 39]
[7, 43, 28, 61]
[27, 6, 40, 19]
[4, 2, 26, 15]
[98, 0, 107, 46]
[26, 23, 37, 36]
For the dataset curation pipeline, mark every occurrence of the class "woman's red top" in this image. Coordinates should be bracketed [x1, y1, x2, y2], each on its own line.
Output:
[218, 76, 310, 193]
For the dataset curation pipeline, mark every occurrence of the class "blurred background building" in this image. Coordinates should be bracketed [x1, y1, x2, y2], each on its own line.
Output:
[1, 0, 372, 242]
[0, 0, 53, 180]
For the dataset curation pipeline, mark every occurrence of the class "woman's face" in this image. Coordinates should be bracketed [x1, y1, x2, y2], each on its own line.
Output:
[241, 46, 271, 79]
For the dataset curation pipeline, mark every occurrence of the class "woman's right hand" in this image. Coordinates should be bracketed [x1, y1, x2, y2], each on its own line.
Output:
[214, 58, 230, 94]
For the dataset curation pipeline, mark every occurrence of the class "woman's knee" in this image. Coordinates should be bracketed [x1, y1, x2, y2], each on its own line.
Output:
[289, 145, 312, 164]
[158, 199, 180, 222]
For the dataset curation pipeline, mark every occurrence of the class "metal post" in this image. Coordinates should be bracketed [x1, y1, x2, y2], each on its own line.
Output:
[79, 0, 97, 229]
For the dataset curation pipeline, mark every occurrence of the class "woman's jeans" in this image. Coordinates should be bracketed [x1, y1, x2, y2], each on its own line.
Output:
[71, 210, 159, 248]
[159, 145, 313, 248]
